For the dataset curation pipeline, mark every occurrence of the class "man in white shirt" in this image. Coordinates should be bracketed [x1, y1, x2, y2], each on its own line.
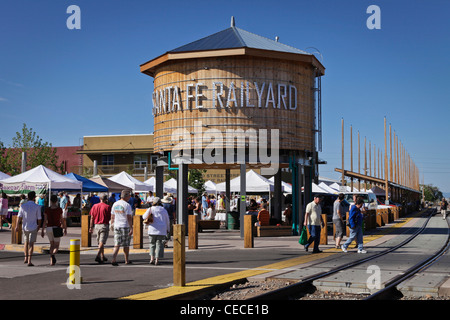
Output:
[303, 196, 325, 254]
[16, 191, 42, 266]
[146, 191, 154, 206]
[110, 190, 133, 266]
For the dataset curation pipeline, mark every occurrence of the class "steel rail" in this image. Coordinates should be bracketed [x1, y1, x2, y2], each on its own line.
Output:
[365, 208, 449, 300]
[248, 208, 437, 300]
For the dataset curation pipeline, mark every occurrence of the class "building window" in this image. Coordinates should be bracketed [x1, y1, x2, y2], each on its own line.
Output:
[134, 154, 148, 169]
[102, 154, 114, 166]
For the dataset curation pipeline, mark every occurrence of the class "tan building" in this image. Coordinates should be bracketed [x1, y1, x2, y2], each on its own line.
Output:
[75, 133, 252, 183]
[75, 134, 158, 181]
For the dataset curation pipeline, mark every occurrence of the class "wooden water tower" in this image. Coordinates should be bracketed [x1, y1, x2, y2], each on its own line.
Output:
[140, 17, 325, 234]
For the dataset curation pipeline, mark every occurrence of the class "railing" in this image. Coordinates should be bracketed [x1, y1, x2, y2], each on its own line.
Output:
[71, 164, 156, 177]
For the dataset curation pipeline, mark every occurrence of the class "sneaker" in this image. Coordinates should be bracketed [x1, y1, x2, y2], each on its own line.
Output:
[357, 249, 367, 254]
[341, 245, 347, 253]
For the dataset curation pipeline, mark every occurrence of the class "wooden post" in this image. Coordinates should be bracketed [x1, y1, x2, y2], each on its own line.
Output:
[320, 214, 327, 245]
[11, 215, 22, 244]
[358, 131, 361, 190]
[188, 215, 198, 249]
[384, 117, 389, 202]
[350, 125, 353, 191]
[173, 224, 186, 287]
[81, 215, 91, 247]
[341, 118, 345, 186]
[133, 215, 143, 249]
[244, 215, 254, 248]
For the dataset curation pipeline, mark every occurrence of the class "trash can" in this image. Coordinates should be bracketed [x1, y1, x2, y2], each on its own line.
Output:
[227, 211, 240, 230]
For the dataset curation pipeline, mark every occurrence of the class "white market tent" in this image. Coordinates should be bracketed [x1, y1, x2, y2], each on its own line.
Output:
[329, 182, 342, 191]
[318, 182, 339, 194]
[164, 178, 198, 194]
[302, 183, 328, 194]
[203, 180, 217, 194]
[268, 176, 292, 193]
[216, 170, 280, 193]
[144, 177, 176, 194]
[108, 171, 153, 193]
[0, 165, 82, 196]
[0, 171, 11, 180]
[143, 177, 198, 194]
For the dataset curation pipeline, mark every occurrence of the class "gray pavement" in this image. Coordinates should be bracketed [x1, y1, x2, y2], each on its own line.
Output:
[0, 211, 448, 301]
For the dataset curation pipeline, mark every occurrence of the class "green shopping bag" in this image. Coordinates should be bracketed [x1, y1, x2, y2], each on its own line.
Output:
[298, 226, 308, 245]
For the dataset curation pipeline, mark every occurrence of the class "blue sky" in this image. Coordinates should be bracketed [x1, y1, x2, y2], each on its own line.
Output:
[1, 0, 450, 193]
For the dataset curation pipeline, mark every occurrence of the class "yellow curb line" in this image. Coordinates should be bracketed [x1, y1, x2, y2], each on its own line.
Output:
[121, 252, 337, 300]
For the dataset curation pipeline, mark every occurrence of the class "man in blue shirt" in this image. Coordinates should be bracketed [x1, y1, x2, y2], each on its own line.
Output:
[341, 198, 367, 254]
[59, 192, 69, 219]
[201, 192, 209, 219]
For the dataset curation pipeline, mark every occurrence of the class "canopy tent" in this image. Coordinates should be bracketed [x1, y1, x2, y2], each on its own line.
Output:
[65, 173, 108, 193]
[302, 183, 328, 194]
[144, 177, 175, 194]
[165, 178, 198, 194]
[318, 182, 339, 194]
[203, 180, 217, 194]
[143, 177, 198, 194]
[108, 171, 153, 193]
[89, 175, 132, 193]
[215, 170, 281, 193]
[370, 185, 386, 196]
[329, 182, 342, 191]
[0, 172, 11, 180]
[268, 176, 292, 193]
[0, 165, 82, 196]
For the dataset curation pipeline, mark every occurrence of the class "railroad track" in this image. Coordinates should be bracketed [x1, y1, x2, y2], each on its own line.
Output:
[248, 208, 449, 300]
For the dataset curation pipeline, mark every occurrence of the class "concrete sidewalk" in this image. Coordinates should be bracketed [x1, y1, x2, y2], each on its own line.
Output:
[0, 210, 421, 256]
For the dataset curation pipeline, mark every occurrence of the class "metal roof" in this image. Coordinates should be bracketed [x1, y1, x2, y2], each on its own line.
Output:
[169, 26, 311, 56]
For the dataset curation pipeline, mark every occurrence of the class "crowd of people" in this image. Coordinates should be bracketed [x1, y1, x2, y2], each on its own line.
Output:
[12, 184, 370, 268]
[301, 193, 367, 255]
[9, 187, 298, 266]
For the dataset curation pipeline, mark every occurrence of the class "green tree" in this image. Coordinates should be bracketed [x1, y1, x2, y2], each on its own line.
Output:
[421, 184, 443, 202]
[188, 169, 206, 194]
[3, 123, 63, 175]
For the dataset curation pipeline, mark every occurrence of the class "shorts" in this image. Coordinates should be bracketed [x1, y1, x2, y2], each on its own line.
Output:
[114, 227, 131, 247]
[95, 224, 109, 244]
[46, 227, 61, 243]
[333, 219, 345, 238]
[62, 209, 68, 219]
[1, 208, 7, 216]
[23, 229, 38, 243]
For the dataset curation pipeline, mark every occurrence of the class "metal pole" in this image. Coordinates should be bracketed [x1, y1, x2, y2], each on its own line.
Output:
[155, 166, 164, 199]
[21, 152, 27, 173]
[239, 163, 246, 238]
[177, 163, 188, 226]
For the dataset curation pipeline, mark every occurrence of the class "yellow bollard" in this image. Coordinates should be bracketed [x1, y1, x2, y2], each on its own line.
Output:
[68, 239, 82, 287]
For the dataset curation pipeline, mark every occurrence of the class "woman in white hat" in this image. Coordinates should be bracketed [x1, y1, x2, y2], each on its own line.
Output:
[142, 197, 170, 265]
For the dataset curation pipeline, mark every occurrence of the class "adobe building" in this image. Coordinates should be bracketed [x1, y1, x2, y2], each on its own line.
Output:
[76, 134, 157, 179]
[140, 18, 325, 234]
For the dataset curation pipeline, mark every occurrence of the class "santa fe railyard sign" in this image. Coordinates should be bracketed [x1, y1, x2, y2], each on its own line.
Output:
[152, 81, 300, 116]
